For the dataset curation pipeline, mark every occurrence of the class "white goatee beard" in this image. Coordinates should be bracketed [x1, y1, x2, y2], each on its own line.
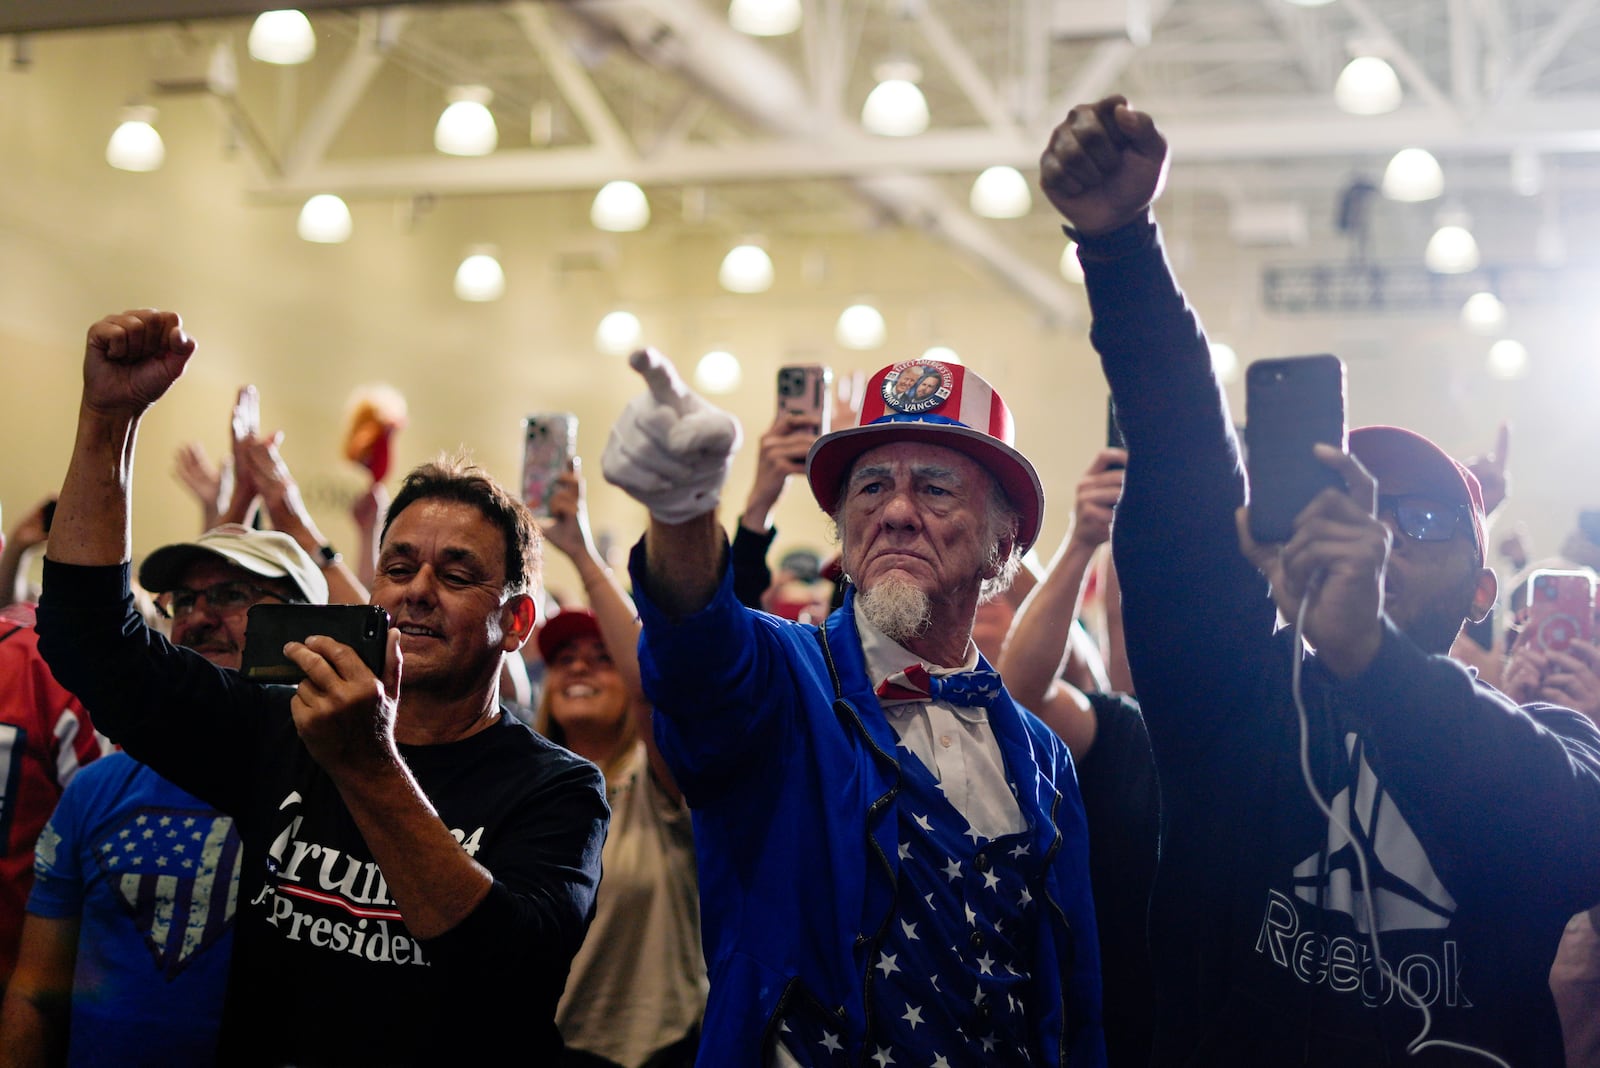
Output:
[856, 578, 933, 645]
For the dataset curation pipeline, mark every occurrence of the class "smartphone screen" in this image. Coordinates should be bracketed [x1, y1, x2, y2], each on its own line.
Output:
[522, 413, 577, 519]
[240, 604, 390, 683]
[1244, 354, 1347, 544]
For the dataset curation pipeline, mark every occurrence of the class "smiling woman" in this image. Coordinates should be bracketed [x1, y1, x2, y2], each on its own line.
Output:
[534, 612, 636, 780]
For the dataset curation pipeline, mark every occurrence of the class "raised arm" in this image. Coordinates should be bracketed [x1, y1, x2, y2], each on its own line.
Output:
[234, 428, 369, 605]
[738, 410, 818, 538]
[1101, 552, 1133, 695]
[48, 311, 196, 567]
[350, 482, 388, 590]
[1001, 448, 1125, 759]
[1041, 98, 1273, 743]
[542, 458, 680, 801]
[173, 441, 224, 532]
[0, 498, 54, 608]
[731, 411, 821, 608]
[602, 348, 741, 620]
[216, 386, 263, 529]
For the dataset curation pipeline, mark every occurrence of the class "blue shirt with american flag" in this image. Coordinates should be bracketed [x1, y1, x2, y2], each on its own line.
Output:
[29, 750, 239, 1067]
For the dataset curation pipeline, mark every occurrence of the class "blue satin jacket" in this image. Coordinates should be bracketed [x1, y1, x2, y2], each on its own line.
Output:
[632, 546, 1105, 1067]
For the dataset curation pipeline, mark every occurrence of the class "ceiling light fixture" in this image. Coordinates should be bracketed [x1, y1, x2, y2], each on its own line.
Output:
[1460, 292, 1506, 335]
[1487, 339, 1528, 380]
[1380, 148, 1442, 202]
[694, 350, 743, 394]
[728, 0, 802, 37]
[718, 243, 775, 294]
[970, 165, 1032, 219]
[595, 311, 643, 356]
[1334, 55, 1402, 115]
[862, 61, 929, 137]
[296, 193, 352, 243]
[1424, 210, 1479, 274]
[434, 86, 497, 157]
[454, 247, 505, 302]
[922, 345, 961, 365]
[248, 10, 316, 65]
[105, 105, 165, 172]
[590, 180, 651, 232]
[836, 303, 887, 349]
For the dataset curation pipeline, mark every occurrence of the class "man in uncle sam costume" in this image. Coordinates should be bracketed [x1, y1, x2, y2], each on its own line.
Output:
[603, 349, 1104, 1067]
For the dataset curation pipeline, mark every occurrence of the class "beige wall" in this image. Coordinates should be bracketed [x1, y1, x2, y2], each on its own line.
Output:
[4, 26, 1593, 606]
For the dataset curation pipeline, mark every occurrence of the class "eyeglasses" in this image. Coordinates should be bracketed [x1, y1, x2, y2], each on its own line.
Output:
[1377, 494, 1470, 544]
[157, 580, 287, 620]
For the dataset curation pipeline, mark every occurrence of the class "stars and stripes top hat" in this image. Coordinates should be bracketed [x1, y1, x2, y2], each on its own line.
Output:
[805, 359, 1045, 551]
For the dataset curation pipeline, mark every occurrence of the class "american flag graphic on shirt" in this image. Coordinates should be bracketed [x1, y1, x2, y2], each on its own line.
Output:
[95, 806, 241, 979]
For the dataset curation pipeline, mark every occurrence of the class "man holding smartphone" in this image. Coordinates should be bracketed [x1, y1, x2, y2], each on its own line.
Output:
[1043, 96, 1600, 1065]
[33, 310, 608, 1066]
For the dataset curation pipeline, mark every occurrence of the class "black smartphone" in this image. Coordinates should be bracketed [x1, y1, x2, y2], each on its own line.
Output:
[1106, 395, 1126, 469]
[240, 604, 390, 683]
[40, 500, 56, 534]
[1244, 354, 1347, 544]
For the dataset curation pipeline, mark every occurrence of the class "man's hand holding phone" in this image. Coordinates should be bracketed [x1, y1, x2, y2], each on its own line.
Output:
[285, 627, 404, 776]
[1068, 448, 1126, 553]
[741, 411, 821, 534]
[1505, 630, 1600, 722]
[1237, 445, 1390, 678]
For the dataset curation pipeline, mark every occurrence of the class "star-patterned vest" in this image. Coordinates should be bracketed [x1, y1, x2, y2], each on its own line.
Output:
[869, 740, 1044, 1066]
[777, 735, 1047, 1066]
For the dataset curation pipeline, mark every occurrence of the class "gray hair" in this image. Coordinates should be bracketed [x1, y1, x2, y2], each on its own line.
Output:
[978, 482, 1022, 604]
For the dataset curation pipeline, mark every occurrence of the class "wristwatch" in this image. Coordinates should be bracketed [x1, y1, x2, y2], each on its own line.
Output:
[316, 543, 343, 569]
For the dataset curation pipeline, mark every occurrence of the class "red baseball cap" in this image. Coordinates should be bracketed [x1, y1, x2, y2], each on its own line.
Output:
[535, 608, 602, 662]
[1349, 425, 1486, 565]
[806, 359, 1044, 551]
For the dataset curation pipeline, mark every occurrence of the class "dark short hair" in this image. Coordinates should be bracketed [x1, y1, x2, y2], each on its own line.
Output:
[381, 452, 541, 597]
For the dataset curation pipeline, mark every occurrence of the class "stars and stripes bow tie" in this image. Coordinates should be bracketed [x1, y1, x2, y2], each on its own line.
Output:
[875, 663, 1004, 708]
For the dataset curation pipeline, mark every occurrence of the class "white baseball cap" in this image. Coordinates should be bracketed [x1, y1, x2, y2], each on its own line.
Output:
[139, 524, 329, 605]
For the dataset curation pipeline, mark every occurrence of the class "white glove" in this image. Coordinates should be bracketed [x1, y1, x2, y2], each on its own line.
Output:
[602, 348, 743, 525]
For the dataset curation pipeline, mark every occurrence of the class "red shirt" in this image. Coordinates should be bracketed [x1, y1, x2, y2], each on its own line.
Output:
[0, 604, 106, 982]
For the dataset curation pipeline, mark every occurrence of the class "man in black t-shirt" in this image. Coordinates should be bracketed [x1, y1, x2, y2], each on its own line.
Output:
[36, 309, 608, 1065]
